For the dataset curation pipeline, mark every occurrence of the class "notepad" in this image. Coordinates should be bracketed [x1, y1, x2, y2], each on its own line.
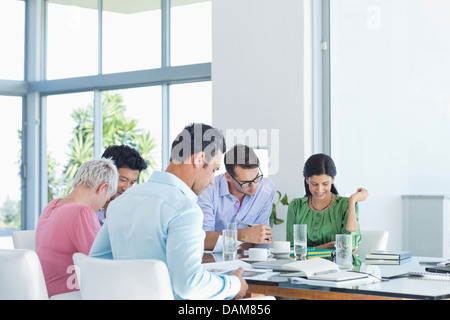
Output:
[253, 257, 368, 282]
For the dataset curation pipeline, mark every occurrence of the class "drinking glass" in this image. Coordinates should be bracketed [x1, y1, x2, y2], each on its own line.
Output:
[293, 224, 307, 260]
[335, 234, 353, 270]
[223, 229, 238, 261]
[226, 222, 237, 230]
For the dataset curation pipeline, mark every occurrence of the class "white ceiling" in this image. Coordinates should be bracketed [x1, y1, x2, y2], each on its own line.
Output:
[48, 0, 209, 14]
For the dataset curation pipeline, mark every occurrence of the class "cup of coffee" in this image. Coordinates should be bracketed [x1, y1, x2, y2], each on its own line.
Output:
[248, 248, 270, 261]
[272, 241, 291, 253]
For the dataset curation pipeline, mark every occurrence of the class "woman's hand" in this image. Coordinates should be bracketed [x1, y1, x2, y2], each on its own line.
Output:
[349, 188, 369, 203]
[315, 241, 336, 250]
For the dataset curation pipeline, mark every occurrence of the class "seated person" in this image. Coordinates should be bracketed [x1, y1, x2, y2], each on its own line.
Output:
[97, 145, 148, 225]
[35, 158, 118, 297]
[89, 123, 247, 300]
[286, 153, 369, 251]
[198, 144, 276, 251]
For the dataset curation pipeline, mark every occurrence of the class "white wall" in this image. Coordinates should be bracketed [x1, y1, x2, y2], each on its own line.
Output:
[212, 0, 311, 241]
[330, 0, 450, 252]
[212, 0, 450, 255]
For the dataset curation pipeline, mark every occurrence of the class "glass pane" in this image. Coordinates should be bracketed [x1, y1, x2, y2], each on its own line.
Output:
[171, 0, 211, 66]
[101, 87, 162, 176]
[46, 0, 98, 79]
[0, 0, 24, 80]
[102, 0, 161, 74]
[46, 92, 94, 201]
[0, 96, 22, 230]
[170, 81, 212, 142]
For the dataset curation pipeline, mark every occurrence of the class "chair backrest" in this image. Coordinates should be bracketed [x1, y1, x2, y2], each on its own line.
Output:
[0, 249, 49, 300]
[358, 230, 389, 259]
[72, 253, 174, 300]
[12, 230, 36, 250]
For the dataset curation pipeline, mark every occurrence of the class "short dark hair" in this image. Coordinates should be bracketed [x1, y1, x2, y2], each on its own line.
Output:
[170, 123, 226, 164]
[102, 145, 148, 172]
[224, 144, 260, 176]
[303, 153, 338, 196]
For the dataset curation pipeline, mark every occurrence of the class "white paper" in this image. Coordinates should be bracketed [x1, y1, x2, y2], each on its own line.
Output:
[202, 260, 278, 280]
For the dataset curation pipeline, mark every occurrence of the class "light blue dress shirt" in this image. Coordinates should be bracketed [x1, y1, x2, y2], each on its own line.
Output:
[89, 171, 241, 300]
[198, 173, 276, 232]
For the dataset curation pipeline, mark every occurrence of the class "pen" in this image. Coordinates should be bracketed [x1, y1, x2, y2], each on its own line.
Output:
[235, 219, 256, 228]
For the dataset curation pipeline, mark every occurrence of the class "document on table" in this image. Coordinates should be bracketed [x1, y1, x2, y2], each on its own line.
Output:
[202, 260, 278, 280]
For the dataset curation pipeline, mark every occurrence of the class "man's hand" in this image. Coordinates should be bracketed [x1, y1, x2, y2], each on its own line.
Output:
[232, 268, 249, 300]
[238, 225, 273, 244]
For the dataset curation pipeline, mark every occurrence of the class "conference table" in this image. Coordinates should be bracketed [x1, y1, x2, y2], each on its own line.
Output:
[202, 253, 450, 300]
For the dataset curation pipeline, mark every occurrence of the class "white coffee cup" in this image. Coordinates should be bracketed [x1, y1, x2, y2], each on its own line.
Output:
[248, 248, 270, 261]
[272, 241, 291, 253]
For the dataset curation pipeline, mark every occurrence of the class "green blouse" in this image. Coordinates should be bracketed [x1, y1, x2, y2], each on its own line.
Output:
[286, 195, 362, 250]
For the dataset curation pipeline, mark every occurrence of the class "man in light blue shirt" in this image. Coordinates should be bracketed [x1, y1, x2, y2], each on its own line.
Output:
[198, 144, 276, 250]
[89, 123, 247, 300]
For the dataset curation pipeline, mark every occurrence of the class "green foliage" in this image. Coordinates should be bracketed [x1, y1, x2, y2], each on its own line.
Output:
[270, 191, 289, 227]
[60, 91, 156, 196]
[8, 91, 157, 227]
[0, 196, 21, 229]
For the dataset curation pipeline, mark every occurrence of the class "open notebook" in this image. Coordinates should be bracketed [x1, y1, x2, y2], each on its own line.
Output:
[253, 257, 368, 282]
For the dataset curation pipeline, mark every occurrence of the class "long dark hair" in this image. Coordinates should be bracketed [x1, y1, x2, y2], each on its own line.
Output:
[303, 153, 339, 197]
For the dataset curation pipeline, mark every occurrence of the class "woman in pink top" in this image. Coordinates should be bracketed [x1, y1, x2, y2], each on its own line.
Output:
[35, 158, 118, 298]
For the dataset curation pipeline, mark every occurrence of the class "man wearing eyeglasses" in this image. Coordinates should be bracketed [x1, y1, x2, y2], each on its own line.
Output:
[198, 144, 276, 250]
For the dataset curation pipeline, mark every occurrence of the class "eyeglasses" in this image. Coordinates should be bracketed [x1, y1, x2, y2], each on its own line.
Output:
[229, 168, 263, 189]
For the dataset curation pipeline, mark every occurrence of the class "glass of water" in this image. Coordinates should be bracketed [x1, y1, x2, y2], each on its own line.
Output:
[293, 224, 307, 260]
[223, 229, 238, 261]
[335, 234, 352, 270]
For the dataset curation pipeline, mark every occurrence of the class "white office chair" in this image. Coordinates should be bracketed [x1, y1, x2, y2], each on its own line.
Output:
[0, 249, 80, 300]
[357, 230, 389, 260]
[73, 253, 174, 300]
[0, 249, 48, 299]
[12, 230, 36, 250]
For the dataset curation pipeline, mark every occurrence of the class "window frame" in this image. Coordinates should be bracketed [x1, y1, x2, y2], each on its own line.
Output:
[0, 0, 212, 230]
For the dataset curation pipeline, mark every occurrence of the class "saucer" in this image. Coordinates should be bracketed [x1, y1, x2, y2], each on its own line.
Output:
[241, 257, 276, 262]
[271, 250, 294, 255]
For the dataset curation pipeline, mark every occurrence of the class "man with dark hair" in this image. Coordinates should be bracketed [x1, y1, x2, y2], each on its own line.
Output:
[198, 144, 276, 251]
[97, 145, 148, 225]
[90, 123, 248, 300]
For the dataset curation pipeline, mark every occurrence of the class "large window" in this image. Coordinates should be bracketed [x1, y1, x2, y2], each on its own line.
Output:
[101, 87, 162, 176]
[46, 92, 95, 199]
[0, 0, 25, 80]
[46, 0, 98, 79]
[0, 0, 212, 232]
[328, 0, 450, 248]
[171, 0, 212, 66]
[0, 96, 22, 230]
[102, 1, 161, 73]
[42, 0, 212, 203]
[170, 81, 212, 142]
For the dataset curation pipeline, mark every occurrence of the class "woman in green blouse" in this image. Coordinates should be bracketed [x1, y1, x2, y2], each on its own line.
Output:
[286, 154, 369, 251]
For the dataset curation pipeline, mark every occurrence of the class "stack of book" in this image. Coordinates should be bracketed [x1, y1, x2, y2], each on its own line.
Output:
[365, 250, 412, 265]
[306, 247, 335, 259]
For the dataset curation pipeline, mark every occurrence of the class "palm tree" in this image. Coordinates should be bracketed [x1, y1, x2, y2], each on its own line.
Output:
[60, 91, 156, 196]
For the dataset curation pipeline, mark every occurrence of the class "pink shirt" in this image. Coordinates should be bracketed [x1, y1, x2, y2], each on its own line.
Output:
[35, 199, 100, 297]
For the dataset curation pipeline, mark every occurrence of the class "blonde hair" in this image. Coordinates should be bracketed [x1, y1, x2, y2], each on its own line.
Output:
[73, 158, 118, 197]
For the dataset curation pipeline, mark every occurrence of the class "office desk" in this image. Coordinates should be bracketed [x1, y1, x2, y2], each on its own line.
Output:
[246, 257, 450, 300]
[203, 254, 450, 300]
